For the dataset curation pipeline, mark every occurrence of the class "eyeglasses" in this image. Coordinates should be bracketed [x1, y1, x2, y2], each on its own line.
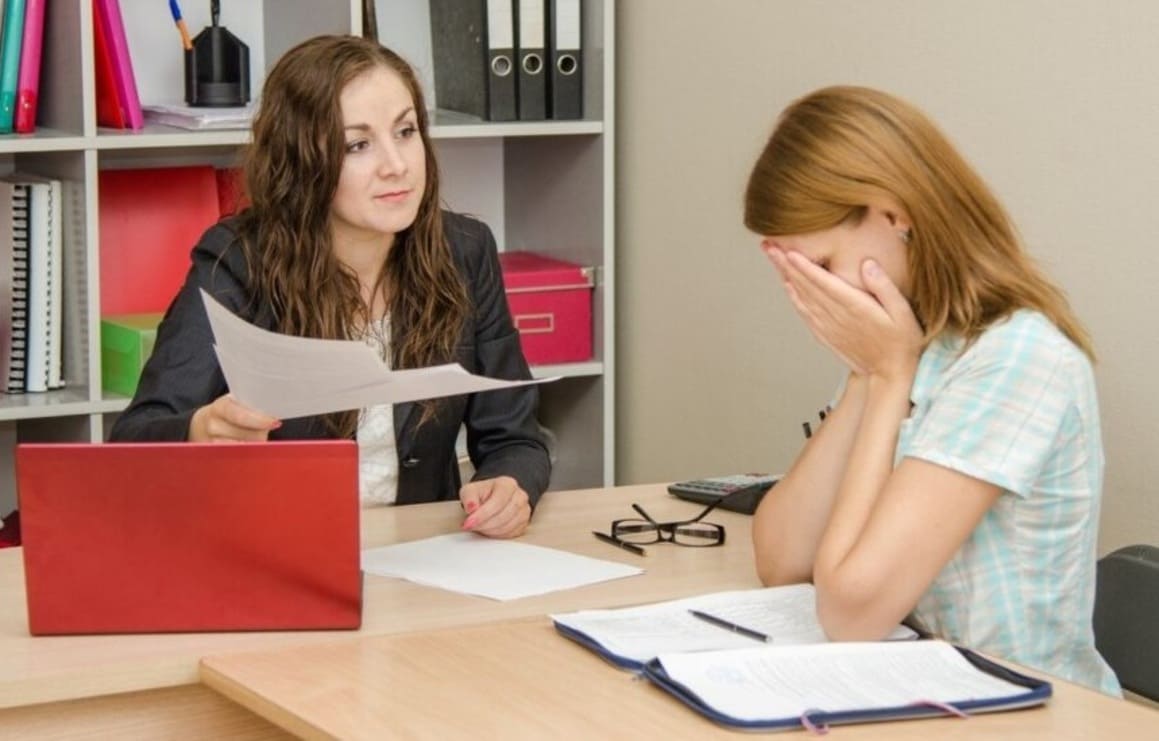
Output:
[610, 498, 727, 548]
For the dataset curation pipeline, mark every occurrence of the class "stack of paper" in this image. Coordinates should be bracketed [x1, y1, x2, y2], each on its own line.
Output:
[143, 103, 255, 131]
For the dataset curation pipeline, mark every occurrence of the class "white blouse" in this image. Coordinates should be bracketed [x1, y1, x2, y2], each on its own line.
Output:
[357, 316, 399, 506]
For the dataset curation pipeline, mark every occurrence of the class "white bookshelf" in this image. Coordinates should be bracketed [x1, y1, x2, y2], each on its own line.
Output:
[0, 0, 615, 515]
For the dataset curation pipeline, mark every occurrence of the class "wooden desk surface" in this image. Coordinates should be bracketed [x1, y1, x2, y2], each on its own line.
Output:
[0, 484, 759, 708]
[200, 618, 1159, 741]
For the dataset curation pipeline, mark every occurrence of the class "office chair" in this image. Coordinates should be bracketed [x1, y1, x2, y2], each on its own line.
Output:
[1093, 544, 1159, 701]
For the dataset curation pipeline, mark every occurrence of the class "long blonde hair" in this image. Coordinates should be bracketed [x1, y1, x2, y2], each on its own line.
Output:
[743, 85, 1093, 359]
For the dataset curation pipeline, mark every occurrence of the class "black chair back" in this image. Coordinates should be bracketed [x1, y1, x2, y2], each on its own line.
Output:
[1094, 544, 1159, 701]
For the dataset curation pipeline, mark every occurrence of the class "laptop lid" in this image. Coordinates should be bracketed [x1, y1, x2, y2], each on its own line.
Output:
[16, 440, 361, 635]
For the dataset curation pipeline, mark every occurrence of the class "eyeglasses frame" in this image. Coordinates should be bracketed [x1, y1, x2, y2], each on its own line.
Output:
[610, 498, 728, 547]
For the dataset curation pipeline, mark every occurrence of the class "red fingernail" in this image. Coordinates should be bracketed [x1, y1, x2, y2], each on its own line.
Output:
[462, 516, 476, 530]
[466, 501, 477, 513]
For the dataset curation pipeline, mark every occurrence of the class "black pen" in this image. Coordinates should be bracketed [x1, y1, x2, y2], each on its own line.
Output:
[592, 531, 647, 557]
[688, 609, 772, 643]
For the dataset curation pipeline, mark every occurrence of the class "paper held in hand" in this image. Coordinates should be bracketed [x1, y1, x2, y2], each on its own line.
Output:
[201, 289, 556, 419]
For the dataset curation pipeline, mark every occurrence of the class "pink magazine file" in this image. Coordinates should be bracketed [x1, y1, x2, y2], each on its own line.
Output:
[14, 0, 46, 134]
[92, 0, 144, 129]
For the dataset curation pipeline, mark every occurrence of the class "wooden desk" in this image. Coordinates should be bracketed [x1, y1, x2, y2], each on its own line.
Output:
[0, 485, 759, 735]
[200, 618, 1159, 740]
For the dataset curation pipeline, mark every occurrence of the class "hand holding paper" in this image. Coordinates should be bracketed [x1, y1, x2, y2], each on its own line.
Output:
[201, 289, 555, 419]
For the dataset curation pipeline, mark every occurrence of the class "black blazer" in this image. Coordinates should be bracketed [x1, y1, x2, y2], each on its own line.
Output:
[109, 211, 552, 507]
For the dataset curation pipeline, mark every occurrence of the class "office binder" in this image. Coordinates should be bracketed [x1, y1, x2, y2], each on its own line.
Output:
[98, 166, 221, 315]
[547, 0, 582, 119]
[429, 0, 518, 121]
[3, 182, 31, 393]
[642, 641, 1052, 731]
[93, 0, 144, 130]
[44, 178, 63, 389]
[362, 0, 378, 41]
[0, 0, 27, 133]
[13, 0, 47, 133]
[93, 0, 126, 129]
[16, 176, 61, 392]
[0, 183, 16, 392]
[516, 0, 547, 120]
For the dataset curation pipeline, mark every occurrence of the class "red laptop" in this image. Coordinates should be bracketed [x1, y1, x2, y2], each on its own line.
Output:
[16, 441, 362, 635]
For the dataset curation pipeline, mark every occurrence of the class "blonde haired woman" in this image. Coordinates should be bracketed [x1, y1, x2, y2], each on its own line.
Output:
[746, 85, 1118, 694]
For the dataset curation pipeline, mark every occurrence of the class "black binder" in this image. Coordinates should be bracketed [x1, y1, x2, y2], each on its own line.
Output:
[516, 0, 547, 120]
[547, 0, 582, 119]
[429, 0, 518, 122]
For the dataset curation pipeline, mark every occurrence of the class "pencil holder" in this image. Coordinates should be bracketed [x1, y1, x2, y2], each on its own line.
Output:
[184, 25, 250, 107]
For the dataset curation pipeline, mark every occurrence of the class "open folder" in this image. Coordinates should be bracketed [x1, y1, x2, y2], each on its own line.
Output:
[643, 640, 1051, 731]
[552, 584, 1050, 730]
[551, 584, 916, 671]
[201, 289, 555, 419]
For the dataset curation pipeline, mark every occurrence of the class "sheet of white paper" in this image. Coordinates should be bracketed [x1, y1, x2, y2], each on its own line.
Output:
[551, 584, 916, 665]
[201, 289, 555, 419]
[360, 533, 644, 600]
[655, 640, 1027, 722]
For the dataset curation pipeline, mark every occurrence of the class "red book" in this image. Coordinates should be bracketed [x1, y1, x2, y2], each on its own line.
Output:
[93, 0, 126, 128]
[99, 166, 221, 315]
[92, 0, 143, 129]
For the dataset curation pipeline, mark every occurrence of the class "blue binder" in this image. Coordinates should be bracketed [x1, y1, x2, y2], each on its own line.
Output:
[641, 643, 1052, 731]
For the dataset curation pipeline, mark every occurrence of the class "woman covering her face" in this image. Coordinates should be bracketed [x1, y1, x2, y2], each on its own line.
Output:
[110, 35, 550, 539]
[746, 85, 1119, 695]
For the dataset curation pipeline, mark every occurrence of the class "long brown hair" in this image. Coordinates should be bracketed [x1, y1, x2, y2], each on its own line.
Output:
[235, 35, 470, 435]
[743, 85, 1093, 359]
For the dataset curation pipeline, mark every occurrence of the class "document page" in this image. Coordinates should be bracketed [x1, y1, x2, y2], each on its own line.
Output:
[552, 584, 915, 665]
[201, 289, 553, 419]
[361, 533, 644, 600]
[654, 640, 1030, 723]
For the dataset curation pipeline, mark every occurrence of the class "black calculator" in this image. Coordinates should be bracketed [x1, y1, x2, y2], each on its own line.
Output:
[667, 474, 779, 515]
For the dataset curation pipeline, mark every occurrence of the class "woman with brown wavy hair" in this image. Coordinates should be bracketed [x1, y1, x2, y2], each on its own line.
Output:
[110, 35, 550, 538]
[746, 86, 1118, 693]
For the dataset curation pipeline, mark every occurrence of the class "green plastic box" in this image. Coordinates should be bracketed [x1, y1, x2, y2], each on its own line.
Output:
[101, 313, 164, 397]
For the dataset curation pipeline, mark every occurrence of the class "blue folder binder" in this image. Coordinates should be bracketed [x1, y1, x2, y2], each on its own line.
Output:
[641, 643, 1052, 731]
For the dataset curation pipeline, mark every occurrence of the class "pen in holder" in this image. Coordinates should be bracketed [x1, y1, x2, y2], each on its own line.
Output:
[184, 0, 250, 107]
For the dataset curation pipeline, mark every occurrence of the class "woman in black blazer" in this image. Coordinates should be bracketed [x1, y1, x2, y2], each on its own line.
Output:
[109, 36, 550, 538]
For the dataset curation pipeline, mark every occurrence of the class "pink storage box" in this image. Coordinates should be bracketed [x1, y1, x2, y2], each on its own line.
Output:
[498, 252, 594, 365]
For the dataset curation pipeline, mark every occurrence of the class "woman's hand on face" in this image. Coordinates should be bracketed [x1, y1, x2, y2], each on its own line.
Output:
[188, 394, 282, 442]
[766, 247, 923, 381]
[459, 476, 531, 539]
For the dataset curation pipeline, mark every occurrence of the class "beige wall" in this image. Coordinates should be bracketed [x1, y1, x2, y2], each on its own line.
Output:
[615, 0, 1159, 553]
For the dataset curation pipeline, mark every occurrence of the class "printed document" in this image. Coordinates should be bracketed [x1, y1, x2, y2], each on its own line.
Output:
[201, 289, 554, 419]
[552, 584, 916, 666]
[654, 640, 1031, 723]
[361, 533, 644, 600]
